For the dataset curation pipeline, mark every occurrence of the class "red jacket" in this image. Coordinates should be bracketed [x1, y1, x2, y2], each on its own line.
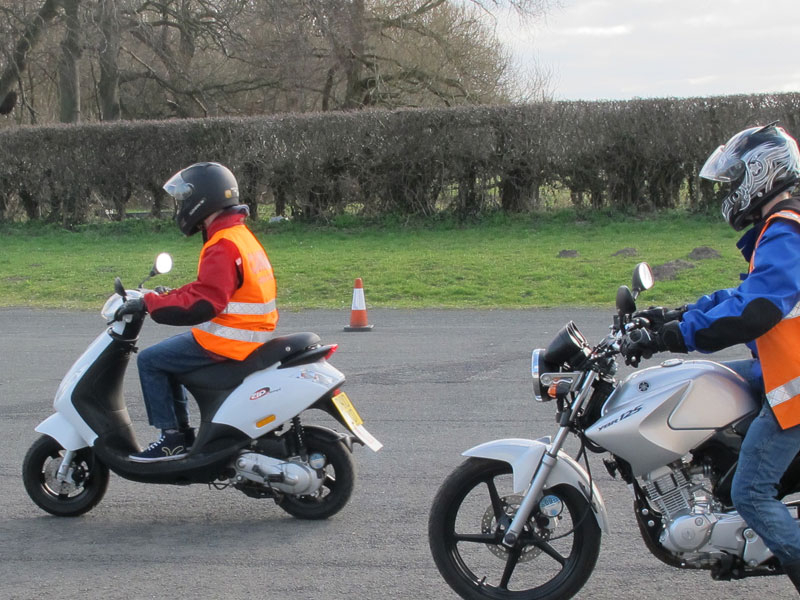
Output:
[144, 208, 256, 329]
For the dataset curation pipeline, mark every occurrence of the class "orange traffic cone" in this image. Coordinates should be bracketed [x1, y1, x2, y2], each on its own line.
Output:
[344, 278, 374, 331]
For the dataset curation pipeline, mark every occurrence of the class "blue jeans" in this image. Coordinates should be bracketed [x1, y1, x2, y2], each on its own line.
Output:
[726, 359, 800, 565]
[137, 331, 225, 431]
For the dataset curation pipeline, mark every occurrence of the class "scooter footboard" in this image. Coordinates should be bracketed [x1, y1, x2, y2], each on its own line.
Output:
[463, 437, 609, 532]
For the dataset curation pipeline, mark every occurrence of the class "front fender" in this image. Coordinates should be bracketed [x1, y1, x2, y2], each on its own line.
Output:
[463, 437, 609, 532]
[35, 413, 89, 451]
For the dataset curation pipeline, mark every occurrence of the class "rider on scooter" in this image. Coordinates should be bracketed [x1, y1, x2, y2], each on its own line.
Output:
[115, 162, 279, 463]
[620, 123, 800, 591]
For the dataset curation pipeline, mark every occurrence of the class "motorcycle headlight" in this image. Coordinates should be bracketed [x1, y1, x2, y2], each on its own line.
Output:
[544, 321, 590, 369]
[532, 348, 557, 402]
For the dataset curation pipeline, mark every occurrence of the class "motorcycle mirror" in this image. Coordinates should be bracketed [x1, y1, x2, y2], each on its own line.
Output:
[631, 262, 654, 298]
[616, 285, 636, 315]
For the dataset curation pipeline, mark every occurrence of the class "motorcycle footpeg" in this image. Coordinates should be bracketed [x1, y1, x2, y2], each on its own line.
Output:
[603, 458, 618, 479]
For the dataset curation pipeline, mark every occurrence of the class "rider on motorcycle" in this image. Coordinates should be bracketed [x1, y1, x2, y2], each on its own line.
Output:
[115, 162, 279, 463]
[620, 123, 800, 591]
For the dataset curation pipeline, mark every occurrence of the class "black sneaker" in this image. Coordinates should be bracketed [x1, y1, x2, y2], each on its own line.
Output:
[129, 431, 188, 463]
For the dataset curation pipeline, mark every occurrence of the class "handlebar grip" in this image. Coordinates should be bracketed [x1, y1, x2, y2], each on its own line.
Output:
[627, 328, 649, 343]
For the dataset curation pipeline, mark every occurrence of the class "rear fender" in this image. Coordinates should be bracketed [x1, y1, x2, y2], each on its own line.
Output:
[303, 424, 355, 453]
[463, 437, 609, 532]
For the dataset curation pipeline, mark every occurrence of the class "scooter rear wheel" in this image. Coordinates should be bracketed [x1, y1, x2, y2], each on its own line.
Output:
[277, 434, 355, 520]
[22, 435, 109, 517]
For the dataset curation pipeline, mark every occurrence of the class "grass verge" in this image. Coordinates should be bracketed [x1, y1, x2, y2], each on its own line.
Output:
[0, 212, 743, 311]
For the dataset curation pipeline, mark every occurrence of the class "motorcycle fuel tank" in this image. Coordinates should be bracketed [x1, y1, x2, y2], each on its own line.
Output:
[585, 359, 759, 476]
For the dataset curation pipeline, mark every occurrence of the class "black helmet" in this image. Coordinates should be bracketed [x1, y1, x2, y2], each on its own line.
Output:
[163, 162, 240, 236]
[700, 123, 800, 230]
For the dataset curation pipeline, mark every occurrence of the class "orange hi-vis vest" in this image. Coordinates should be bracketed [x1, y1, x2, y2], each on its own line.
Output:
[751, 209, 800, 429]
[192, 224, 278, 361]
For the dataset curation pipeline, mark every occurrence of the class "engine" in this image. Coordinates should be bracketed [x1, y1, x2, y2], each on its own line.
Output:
[640, 463, 773, 567]
[234, 452, 324, 496]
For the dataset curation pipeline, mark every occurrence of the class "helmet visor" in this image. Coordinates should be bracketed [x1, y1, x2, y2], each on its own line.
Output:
[699, 144, 746, 183]
[162, 172, 194, 202]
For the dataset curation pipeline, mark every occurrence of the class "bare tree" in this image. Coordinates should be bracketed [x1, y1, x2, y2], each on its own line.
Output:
[58, 0, 81, 122]
[0, 0, 62, 117]
[0, 0, 555, 124]
[95, 0, 121, 120]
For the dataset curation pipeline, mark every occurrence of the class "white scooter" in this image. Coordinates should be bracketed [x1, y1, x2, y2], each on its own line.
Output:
[23, 254, 381, 519]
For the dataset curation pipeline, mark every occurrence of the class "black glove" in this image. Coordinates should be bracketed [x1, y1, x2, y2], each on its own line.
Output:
[154, 286, 172, 295]
[620, 328, 665, 367]
[114, 297, 147, 322]
[633, 305, 688, 332]
[620, 320, 688, 367]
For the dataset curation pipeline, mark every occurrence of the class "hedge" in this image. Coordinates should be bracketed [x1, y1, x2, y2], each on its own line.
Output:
[1, 93, 799, 226]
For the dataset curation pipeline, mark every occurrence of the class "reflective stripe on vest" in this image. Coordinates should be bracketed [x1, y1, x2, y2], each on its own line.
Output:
[752, 209, 800, 429]
[194, 321, 274, 344]
[220, 300, 277, 315]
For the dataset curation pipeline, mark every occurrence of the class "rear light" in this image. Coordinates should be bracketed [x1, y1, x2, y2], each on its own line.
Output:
[323, 344, 339, 360]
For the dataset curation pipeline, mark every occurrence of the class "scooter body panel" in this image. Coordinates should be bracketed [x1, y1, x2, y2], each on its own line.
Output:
[212, 360, 346, 437]
[49, 329, 117, 447]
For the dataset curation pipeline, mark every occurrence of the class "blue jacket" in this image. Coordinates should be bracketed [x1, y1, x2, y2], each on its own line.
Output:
[679, 202, 800, 378]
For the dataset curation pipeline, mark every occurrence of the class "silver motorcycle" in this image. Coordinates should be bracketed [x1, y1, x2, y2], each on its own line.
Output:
[428, 263, 800, 599]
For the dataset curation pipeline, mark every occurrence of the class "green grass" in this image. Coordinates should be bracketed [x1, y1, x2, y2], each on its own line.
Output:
[0, 212, 744, 311]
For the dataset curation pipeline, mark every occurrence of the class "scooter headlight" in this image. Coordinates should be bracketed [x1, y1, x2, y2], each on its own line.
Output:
[101, 294, 124, 321]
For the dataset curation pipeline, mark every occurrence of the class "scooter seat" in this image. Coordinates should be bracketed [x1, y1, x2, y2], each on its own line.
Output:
[179, 332, 321, 391]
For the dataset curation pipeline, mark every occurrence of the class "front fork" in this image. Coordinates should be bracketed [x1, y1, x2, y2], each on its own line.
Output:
[56, 449, 76, 484]
[503, 371, 597, 547]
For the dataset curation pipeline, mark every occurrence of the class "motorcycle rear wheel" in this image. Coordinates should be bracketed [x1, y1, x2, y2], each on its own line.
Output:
[277, 435, 355, 520]
[429, 457, 600, 600]
[22, 435, 109, 517]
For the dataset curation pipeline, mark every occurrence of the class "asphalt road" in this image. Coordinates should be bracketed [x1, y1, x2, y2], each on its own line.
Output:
[0, 307, 796, 599]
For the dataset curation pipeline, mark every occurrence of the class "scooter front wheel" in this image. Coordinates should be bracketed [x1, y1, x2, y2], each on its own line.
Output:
[22, 435, 109, 517]
[429, 457, 601, 600]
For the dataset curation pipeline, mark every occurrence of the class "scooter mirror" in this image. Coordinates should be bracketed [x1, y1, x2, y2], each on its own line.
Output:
[138, 253, 174, 288]
[153, 253, 173, 275]
[114, 277, 127, 300]
[631, 262, 654, 297]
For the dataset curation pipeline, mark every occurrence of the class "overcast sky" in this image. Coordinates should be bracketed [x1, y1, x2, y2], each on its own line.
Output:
[496, 0, 800, 101]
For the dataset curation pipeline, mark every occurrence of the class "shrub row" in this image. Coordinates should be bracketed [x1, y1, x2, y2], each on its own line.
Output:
[2, 93, 799, 226]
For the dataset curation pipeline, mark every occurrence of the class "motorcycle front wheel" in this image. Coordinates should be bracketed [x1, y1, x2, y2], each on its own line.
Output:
[277, 434, 355, 520]
[429, 457, 601, 600]
[22, 435, 109, 517]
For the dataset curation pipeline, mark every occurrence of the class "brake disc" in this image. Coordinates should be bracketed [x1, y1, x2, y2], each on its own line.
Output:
[481, 494, 547, 563]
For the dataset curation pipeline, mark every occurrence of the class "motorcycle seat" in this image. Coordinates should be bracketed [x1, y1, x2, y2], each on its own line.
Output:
[178, 332, 322, 391]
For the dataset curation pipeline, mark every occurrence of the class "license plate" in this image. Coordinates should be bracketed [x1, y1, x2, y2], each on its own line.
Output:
[331, 391, 383, 452]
